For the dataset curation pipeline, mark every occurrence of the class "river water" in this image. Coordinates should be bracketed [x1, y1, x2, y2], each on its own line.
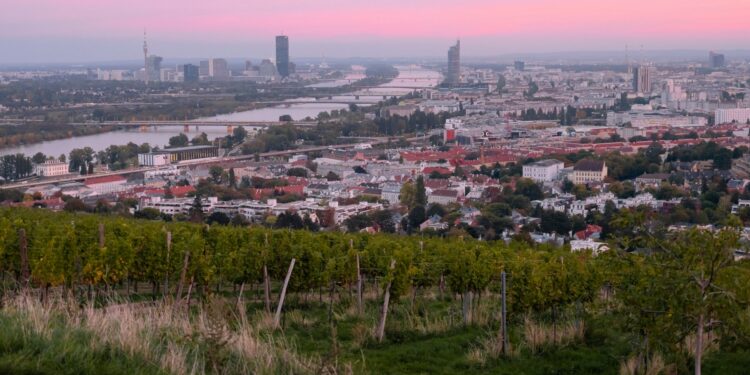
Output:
[0, 65, 441, 157]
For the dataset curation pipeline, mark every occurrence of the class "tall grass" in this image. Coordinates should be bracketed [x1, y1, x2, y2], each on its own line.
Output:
[2, 294, 320, 375]
[523, 316, 585, 353]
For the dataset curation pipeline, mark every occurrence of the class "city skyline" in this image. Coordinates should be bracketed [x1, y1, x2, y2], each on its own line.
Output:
[2, 0, 750, 64]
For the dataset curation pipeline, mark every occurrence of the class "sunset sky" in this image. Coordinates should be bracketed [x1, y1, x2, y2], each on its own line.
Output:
[2, 0, 749, 63]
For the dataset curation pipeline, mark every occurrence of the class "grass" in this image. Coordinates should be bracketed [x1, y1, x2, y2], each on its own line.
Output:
[2, 288, 750, 374]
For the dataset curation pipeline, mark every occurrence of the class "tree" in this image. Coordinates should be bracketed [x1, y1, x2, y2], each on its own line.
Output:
[209, 165, 224, 184]
[232, 126, 247, 144]
[407, 205, 426, 232]
[63, 198, 87, 212]
[206, 212, 231, 225]
[713, 148, 732, 170]
[189, 194, 205, 223]
[191, 132, 210, 146]
[515, 178, 544, 201]
[169, 133, 189, 147]
[415, 176, 427, 207]
[279, 114, 293, 122]
[496, 75, 506, 93]
[400, 181, 416, 208]
[287, 167, 308, 178]
[31, 152, 47, 164]
[228, 168, 237, 188]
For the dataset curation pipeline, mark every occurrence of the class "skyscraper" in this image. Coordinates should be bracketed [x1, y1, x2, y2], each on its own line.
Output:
[709, 51, 726, 69]
[146, 55, 163, 82]
[447, 40, 460, 86]
[143, 31, 149, 84]
[632, 65, 653, 94]
[275, 35, 290, 78]
[208, 58, 230, 80]
[183, 64, 199, 83]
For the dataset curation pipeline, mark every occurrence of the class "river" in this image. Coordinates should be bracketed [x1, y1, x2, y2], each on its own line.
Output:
[0, 65, 441, 157]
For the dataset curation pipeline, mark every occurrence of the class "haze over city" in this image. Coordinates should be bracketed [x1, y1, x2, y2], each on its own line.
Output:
[2, 0, 750, 63]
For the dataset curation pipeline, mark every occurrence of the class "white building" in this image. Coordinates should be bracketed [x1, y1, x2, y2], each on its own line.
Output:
[33, 160, 69, 177]
[522, 159, 565, 182]
[138, 153, 170, 166]
[570, 239, 609, 255]
[84, 175, 129, 195]
[715, 108, 750, 125]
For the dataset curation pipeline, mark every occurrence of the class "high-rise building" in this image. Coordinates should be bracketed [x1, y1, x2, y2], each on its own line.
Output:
[632, 65, 653, 94]
[146, 55, 163, 82]
[514, 61, 525, 71]
[208, 58, 230, 80]
[709, 51, 726, 69]
[276, 35, 290, 77]
[183, 64, 199, 82]
[199, 60, 209, 77]
[447, 40, 460, 86]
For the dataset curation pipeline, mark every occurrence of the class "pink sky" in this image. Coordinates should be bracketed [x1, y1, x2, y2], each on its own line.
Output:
[2, 0, 749, 62]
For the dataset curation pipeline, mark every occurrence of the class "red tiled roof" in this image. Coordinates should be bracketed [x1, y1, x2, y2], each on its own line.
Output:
[85, 175, 126, 185]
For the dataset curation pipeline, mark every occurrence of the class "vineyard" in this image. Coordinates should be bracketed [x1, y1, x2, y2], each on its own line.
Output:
[1, 207, 750, 374]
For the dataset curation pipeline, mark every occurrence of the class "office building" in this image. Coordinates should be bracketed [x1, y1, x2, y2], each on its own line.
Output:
[138, 145, 219, 166]
[208, 58, 230, 79]
[145, 55, 163, 83]
[514, 61, 525, 71]
[523, 159, 565, 182]
[183, 64, 199, 82]
[447, 40, 460, 86]
[709, 51, 726, 69]
[715, 108, 750, 125]
[276, 35, 290, 77]
[632, 65, 653, 94]
[199, 60, 209, 77]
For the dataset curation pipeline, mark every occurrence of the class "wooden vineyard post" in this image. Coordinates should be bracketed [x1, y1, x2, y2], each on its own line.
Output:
[375, 259, 396, 343]
[501, 271, 508, 356]
[274, 258, 296, 328]
[98, 223, 105, 249]
[263, 265, 272, 313]
[18, 228, 29, 291]
[236, 282, 245, 312]
[164, 231, 171, 296]
[356, 253, 363, 315]
[172, 250, 190, 316]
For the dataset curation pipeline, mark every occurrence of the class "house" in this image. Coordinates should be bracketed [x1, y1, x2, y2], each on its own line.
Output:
[634, 173, 670, 191]
[428, 189, 459, 205]
[420, 215, 448, 231]
[571, 160, 607, 185]
[574, 224, 603, 240]
[522, 159, 564, 182]
[380, 182, 402, 205]
[570, 239, 609, 255]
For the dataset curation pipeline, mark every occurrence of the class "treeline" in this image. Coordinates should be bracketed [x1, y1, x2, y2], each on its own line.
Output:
[0, 123, 115, 149]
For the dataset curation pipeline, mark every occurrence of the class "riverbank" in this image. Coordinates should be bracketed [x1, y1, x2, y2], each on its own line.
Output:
[0, 123, 118, 151]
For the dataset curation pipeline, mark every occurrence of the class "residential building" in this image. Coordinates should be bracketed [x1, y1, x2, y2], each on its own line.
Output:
[571, 160, 607, 185]
[428, 189, 459, 205]
[632, 65, 653, 94]
[522, 159, 564, 182]
[715, 108, 750, 125]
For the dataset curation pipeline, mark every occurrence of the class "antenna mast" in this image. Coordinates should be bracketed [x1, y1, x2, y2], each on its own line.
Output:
[143, 30, 149, 85]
